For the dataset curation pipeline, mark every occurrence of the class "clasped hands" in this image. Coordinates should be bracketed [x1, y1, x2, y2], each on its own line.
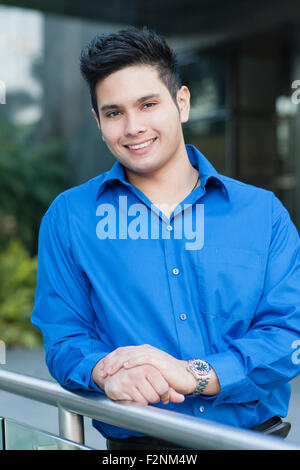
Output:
[92, 344, 219, 406]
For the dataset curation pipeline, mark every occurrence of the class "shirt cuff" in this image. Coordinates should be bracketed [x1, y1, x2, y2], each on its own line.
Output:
[200, 350, 249, 405]
[68, 352, 107, 393]
[201, 349, 270, 405]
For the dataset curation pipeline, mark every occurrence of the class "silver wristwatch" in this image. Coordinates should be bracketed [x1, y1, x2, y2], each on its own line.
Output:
[186, 359, 211, 396]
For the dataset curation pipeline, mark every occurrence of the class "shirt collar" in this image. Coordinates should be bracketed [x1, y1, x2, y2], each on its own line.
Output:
[96, 144, 230, 201]
[185, 144, 230, 200]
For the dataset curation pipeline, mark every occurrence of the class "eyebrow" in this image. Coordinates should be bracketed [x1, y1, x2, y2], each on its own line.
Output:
[100, 94, 160, 113]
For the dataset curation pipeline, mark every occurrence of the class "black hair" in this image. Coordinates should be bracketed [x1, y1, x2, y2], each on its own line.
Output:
[79, 27, 182, 118]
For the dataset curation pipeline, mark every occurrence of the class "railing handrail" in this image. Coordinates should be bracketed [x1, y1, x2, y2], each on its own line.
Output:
[0, 368, 300, 450]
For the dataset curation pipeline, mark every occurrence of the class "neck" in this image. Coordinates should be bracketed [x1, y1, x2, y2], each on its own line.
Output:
[125, 145, 200, 217]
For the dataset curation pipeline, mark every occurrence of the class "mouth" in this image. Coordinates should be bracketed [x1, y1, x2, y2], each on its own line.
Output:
[123, 137, 157, 153]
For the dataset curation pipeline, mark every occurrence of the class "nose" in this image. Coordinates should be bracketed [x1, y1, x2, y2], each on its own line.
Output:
[124, 112, 147, 137]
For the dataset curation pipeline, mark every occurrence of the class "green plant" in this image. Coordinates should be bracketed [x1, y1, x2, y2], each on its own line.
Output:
[0, 116, 71, 253]
[0, 238, 42, 348]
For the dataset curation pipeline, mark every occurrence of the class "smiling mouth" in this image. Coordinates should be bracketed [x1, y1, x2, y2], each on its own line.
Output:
[124, 137, 157, 150]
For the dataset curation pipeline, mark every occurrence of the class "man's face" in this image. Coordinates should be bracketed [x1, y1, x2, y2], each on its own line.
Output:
[92, 65, 190, 177]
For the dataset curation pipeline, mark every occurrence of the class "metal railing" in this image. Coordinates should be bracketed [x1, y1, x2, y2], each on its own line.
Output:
[0, 368, 300, 450]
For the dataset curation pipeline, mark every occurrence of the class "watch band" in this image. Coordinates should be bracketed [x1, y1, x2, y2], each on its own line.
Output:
[188, 376, 210, 396]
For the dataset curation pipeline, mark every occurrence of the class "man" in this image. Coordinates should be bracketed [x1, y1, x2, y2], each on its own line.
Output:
[31, 27, 300, 450]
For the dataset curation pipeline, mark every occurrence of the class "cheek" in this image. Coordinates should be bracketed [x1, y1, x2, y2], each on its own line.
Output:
[160, 116, 181, 143]
[149, 112, 177, 136]
[101, 123, 122, 144]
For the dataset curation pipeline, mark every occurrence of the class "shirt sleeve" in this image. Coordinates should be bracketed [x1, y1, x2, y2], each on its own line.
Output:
[201, 193, 300, 405]
[31, 195, 110, 393]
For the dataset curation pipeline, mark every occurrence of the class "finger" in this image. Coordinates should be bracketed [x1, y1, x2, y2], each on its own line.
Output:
[129, 386, 150, 406]
[98, 353, 118, 378]
[121, 367, 160, 406]
[121, 365, 166, 405]
[123, 354, 158, 370]
[106, 376, 148, 405]
[169, 388, 185, 403]
[137, 378, 161, 405]
[100, 348, 132, 377]
[124, 356, 170, 389]
[102, 346, 149, 377]
[160, 391, 170, 405]
[106, 361, 125, 377]
[109, 392, 132, 402]
[144, 366, 170, 404]
[105, 383, 133, 402]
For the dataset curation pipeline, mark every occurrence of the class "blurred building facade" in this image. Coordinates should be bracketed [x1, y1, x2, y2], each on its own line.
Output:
[0, 0, 300, 231]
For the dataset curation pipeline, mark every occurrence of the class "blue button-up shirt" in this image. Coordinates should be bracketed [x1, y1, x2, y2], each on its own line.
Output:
[31, 145, 300, 439]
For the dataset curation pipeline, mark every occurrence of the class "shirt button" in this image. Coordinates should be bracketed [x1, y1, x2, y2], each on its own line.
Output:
[172, 268, 180, 275]
[199, 406, 205, 413]
[166, 225, 173, 231]
[180, 314, 187, 321]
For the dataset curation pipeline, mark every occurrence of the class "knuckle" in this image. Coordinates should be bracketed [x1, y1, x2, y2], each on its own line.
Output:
[127, 369, 142, 383]
[109, 380, 119, 394]
[136, 354, 147, 364]
[127, 368, 137, 378]
[139, 398, 148, 406]
[106, 385, 117, 400]
[120, 376, 131, 388]
[153, 376, 169, 395]
[144, 364, 155, 374]
[149, 392, 160, 404]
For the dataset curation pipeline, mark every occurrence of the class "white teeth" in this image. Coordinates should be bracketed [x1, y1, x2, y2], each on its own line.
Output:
[127, 138, 155, 150]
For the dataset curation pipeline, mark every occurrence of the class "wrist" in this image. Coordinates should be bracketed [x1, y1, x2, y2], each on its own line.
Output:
[92, 360, 109, 391]
[186, 359, 217, 396]
[202, 367, 220, 396]
[181, 360, 199, 394]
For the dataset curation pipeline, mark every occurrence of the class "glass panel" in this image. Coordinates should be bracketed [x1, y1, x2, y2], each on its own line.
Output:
[179, 53, 227, 118]
[0, 417, 4, 450]
[4, 418, 92, 450]
[179, 53, 229, 174]
[275, 95, 298, 221]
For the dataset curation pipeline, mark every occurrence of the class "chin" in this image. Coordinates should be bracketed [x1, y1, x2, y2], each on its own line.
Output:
[122, 157, 159, 174]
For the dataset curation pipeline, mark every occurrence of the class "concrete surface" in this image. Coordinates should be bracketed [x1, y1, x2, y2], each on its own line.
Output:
[0, 347, 300, 449]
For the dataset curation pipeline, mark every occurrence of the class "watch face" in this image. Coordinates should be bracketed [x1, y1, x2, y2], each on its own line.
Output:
[190, 360, 210, 376]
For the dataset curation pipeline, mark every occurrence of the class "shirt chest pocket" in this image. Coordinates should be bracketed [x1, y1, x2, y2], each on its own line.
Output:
[193, 246, 264, 322]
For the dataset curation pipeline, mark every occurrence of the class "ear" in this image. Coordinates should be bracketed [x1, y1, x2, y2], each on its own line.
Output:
[92, 108, 101, 130]
[92, 108, 105, 141]
[177, 86, 190, 124]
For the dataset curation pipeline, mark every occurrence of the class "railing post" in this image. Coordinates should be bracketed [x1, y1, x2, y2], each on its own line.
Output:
[58, 405, 84, 445]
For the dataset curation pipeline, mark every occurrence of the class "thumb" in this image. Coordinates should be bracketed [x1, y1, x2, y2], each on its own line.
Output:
[168, 388, 185, 404]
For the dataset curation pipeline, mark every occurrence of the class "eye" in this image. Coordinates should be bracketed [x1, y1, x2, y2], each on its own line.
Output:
[143, 102, 157, 109]
[106, 111, 120, 118]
